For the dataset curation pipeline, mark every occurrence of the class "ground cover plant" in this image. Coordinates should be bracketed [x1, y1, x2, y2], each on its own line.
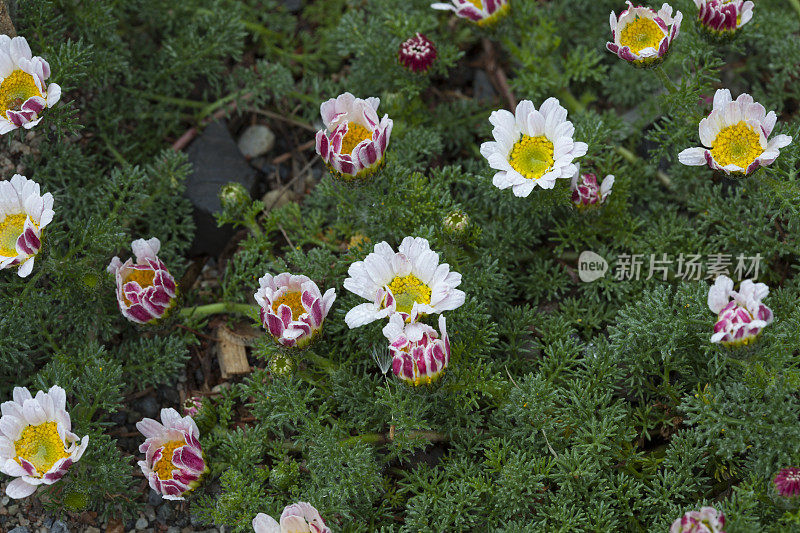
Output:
[1, 0, 800, 531]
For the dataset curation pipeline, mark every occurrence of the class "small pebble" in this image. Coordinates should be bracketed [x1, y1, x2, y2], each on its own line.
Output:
[135, 517, 148, 531]
[146, 489, 163, 507]
[238, 125, 276, 159]
[7, 505, 19, 515]
[9, 526, 30, 533]
[50, 519, 69, 533]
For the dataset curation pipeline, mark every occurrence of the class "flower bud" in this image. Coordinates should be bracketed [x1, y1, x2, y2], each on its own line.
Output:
[255, 273, 336, 349]
[571, 170, 614, 209]
[398, 33, 437, 73]
[107, 237, 178, 324]
[442, 210, 470, 239]
[383, 314, 451, 386]
[774, 467, 800, 498]
[707, 275, 773, 346]
[136, 408, 207, 500]
[219, 182, 252, 217]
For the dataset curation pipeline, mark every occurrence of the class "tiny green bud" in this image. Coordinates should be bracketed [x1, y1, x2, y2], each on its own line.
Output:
[270, 351, 294, 376]
[63, 488, 90, 511]
[442, 209, 469, 238]
[219, 182, 252, 215]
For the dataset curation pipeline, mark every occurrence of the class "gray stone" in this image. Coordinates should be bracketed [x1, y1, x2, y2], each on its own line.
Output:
[167, 528, 181, 533]
[134, 396, 159, 419]
[473, 69, 496, 102]
[184, 120, 258, 256]
[7, 504, 19, 515]
[237, 125, 275, 159]
[135, 517, 148, 530]
[49, 521, 69, 533]
[146, 489, 163, 507]
[9, 527, 29, 533]
[144, 506, 156, 522]
[283, 0, 302, 12]
[84, 527, 101, 533]
[156, 504, 174, 524]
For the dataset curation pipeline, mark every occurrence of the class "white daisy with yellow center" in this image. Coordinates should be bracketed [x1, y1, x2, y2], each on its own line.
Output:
[431, 0, 510, 26]
[606, 2, 682, 67]
[0, 385, 89, 499]
[678, 89, 793, 176]
[0, 174, 55, 277]
[479, 98, 588, 197]
[0, 35, 61, 135]
[344, 236, 465, 328]
[252, 502, 331, 533]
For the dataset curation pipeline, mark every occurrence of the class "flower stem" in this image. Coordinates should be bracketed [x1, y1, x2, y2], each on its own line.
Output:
[615, 145, 673, 189]
[180, 302, 259, 321]
[303, 350, 339, 374]
[653, 65, 678, 94]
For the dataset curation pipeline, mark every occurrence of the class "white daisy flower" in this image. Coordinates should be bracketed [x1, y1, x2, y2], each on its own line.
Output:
[252, 502, 330, 533]
[479, 98, 588, 197]
[606, 2, 682, 68]
[344, 236, 465, 328]
[0, 174, 55, 277]
[431, 0, 510, 26]
[0, 385, 89, 499]
[679, 89, 793, 176]
[0, 35, 61, 134]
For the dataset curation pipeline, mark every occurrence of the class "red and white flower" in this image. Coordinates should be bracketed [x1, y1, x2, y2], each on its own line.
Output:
[694, 0, 753, 38]
[606, 2, 682, 68]
[398, 33, 437, 73]
[571, 168, 614, 208]
[252, 502, 331, 533]
[344, 237, 465, 328]
[708, 275, 773, 346]
[136, 408, 207, 501]
[678, 89, 792, 176]
[431, 0, 510, 26]
[479, 98, 588, 197]
[0, 385, 88, 499]
[774, 467, 800, 498]
[383, 313, 451, 386]
[670, 506, 726, 533]
[0, 174, 54, 277]
[314, 93, 393, 181]
[255, 273, 336, 349]
[0, 35, 61, 134]
[107, 238, 178, 324]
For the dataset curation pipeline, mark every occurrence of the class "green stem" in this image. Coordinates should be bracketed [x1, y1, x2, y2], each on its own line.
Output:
[303, 350, 339, 373]
[556, 87, 585, 114]
[653, 65, 678, 94]
[180, 302, 259, 320]
[615, 146, 673, 189]
[789, 0, 800, 21]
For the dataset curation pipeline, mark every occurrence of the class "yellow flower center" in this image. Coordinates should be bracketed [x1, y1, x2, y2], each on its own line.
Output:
[0, 69, 42, 116]
[122, 268, 156, 306]
[710, 121, 763, 170]
[14, 421, 70, 475]
[0, 213, 27, 257]
[340, 123, 373, 155]
[386, 274, 432, 314]
[272, 290, 305, 320]
[509, 135, 555, 181]
[467, 0, 483, 8]
[153, 439, 184, 480]
[619, 16, 664, 54]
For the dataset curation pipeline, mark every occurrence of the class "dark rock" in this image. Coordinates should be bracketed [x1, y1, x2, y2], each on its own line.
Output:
[134, 396, 159, 419]
[147, 489, 163, 507]
[473, 69, 496, 102]
[184, 120, 258, 256]
[159, 387, 180, 406]
[194, 368, 205, 383]
[108, 410, 127, 426]
[156, 503, 174, 524]
[50, 520, 69, 533]
[43, 517, 54, 529]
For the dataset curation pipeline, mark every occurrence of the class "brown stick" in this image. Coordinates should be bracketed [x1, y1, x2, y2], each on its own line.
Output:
[0, 0, 16, 38]
[482, 38, 517, 110]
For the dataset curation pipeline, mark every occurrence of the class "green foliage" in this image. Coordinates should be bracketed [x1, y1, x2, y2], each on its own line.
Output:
[3, 0, 800, 530]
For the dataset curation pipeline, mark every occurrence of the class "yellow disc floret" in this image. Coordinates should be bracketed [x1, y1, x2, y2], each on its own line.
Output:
[711, 121, 763, 170]
[387, 274, 432, 314]
[153, 439, 185, 480]
[14, 421, 69, 475]
[0, 70, 42, 116]
[272, 290, 306, 320]
[619, 15, 665, 54]
[122, 268, 157, 305]
[0, 213, 26, 257]
[340, 123, 373, 155]
[509, 135, 555, 181]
